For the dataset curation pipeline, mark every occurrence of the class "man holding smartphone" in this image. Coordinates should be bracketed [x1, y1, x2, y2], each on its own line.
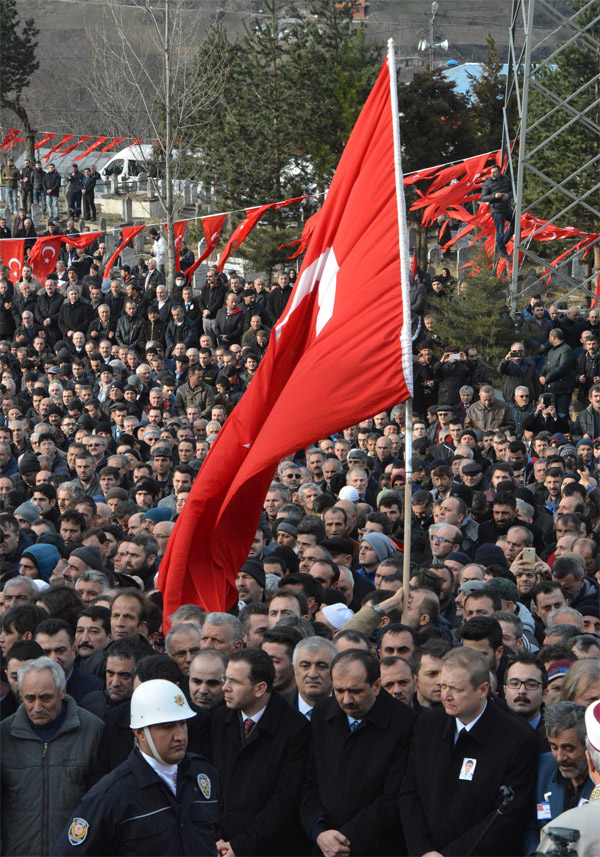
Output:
[498, 342, 541, 403]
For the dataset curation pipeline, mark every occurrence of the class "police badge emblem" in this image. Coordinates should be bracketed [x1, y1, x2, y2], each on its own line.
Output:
[68, 818, 89, 846]
[174, 694, 185, 706]
[197, 774, 211, 799]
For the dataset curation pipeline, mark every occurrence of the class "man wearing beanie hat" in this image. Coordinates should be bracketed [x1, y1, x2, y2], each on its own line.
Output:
[17, 450, 41, 491]
[236, 559, 265, 608]
[64, 545, 104, 586]
[536, 699, 600, 855]
[357, 532, 397, 582]
[14, 502, 40, 528]
[20, 544, 61, 583]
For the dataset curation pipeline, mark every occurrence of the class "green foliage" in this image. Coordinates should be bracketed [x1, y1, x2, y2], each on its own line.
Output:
[189, 0, 381, 270]
[397, 68, 476, 172]
[0, 0, 39, 159]
[432, 253, 515, 374]
[0, 0, 39, 105]
[468, 35, 510, 153]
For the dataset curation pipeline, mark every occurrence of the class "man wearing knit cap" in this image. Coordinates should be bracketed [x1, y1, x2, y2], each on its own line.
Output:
[14, 501, 40, 529]
[357, 532, 397, 583]
[64, 546, 104, 586]
[236, 559, 265, 608]
[537, 699, 600, 855]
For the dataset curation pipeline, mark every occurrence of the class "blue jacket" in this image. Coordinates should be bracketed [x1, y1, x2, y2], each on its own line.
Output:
[524, 751, 595, 853]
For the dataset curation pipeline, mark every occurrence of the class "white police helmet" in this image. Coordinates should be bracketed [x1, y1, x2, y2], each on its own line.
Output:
[130, 679, 196, 729]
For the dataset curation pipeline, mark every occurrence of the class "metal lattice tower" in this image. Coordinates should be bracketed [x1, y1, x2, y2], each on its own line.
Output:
[503, 0, 600, 310]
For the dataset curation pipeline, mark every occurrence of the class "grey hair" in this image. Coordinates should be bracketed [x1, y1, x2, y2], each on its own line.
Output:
[459, 385, 474, 396]
[547, 607, 584, 629]
[203, 612, 243, 644]
[586, 737, 600, 773]
[492, 610, 524, 638]
[546, 623, 584, 643]
[514, 385, 529, 396]
[169, 604, 206, 627]
[164, 622, 202, 655]
[275, 615, 315, 638]
[515, 499, 534, 521]
[57, 481, 86, 502]
[292, 635, 338, 666]
[3, 575, 37, 596]
[298, 482, 322, 500]
[18, 656, 66, 696]
[544, 701, 586, 744]
[76, 570, 110, 590]
[347, 448, 368, 462]
[268, 482, 290, 502]
[264, 573, 281, 600]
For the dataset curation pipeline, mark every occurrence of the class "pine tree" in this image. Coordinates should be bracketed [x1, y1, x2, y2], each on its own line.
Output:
[430, 254, 516, 376]
[468, 36, 511, 153]
[0, 0, 40, 161]
[396, 68, 476, 172]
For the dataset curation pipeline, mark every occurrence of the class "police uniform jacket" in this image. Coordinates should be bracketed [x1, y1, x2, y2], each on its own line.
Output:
[52, 747, 218, 856]
[398, 700, 538, 856]
[209, 690, 309, 856]
[301, 689, 416, 856]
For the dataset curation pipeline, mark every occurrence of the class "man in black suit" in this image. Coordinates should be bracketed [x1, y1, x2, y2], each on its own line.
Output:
[142, 258, 163, 299]
[82, 167, 97, 220]
[399, 647, 538, 856]
[210, 648, 309, 856]
[302, 649, 416, 856]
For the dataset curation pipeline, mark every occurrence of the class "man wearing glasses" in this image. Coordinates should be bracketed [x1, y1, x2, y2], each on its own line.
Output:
[504, 654, 550, 751]
[429, 523, 462, 562]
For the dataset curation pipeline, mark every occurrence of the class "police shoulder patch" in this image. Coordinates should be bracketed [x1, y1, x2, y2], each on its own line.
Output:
[197, 773, 211, 799]
[68, 818, 89, 846]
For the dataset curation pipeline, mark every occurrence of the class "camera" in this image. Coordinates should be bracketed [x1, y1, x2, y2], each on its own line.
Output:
[529, 826, 580, 857]
[542, 394, 554, 407]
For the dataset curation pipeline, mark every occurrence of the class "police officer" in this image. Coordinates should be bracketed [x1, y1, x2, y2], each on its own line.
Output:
[537, 698, 600, 856]
[52, 679, 218, 856]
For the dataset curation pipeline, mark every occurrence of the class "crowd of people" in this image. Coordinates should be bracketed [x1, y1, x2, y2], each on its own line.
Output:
[0, 181, 599, 856]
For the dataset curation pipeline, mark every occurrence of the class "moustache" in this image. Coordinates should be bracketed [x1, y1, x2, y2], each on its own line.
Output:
[514, 695, 530, 703]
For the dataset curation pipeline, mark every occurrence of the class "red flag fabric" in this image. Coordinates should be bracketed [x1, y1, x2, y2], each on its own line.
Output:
[59, 137, 92, 157]
[0, 129, 24, 151]
[27, 236, 64, 283]
[100, 138, 126, 153]
[74, 137, 109, 161]
[62, 232, 104, 252]
[167, 220, 188, 272]
[34, 132, 56, 151]
[183, 213, 228, 282]
[411, 251, 418, 277]
[102, 225, 145, 280]
[158, 53, 413, 619]
[44, 135, 75, 163]
[216, 204, 273, 273]
[0, 240, 25, 283]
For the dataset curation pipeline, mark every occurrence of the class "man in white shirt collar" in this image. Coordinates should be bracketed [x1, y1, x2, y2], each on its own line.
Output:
[290, 636, 337, 719]
[440, 650, 490, 739]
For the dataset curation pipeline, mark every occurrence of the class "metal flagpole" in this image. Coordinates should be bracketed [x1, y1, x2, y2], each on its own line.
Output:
[387, 38, 414, 622]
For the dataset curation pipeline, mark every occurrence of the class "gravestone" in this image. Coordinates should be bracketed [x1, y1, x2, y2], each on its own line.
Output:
[122, 197, 132, 222]
[31, 203, 42, 230]
[110, 174, 119, 195]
